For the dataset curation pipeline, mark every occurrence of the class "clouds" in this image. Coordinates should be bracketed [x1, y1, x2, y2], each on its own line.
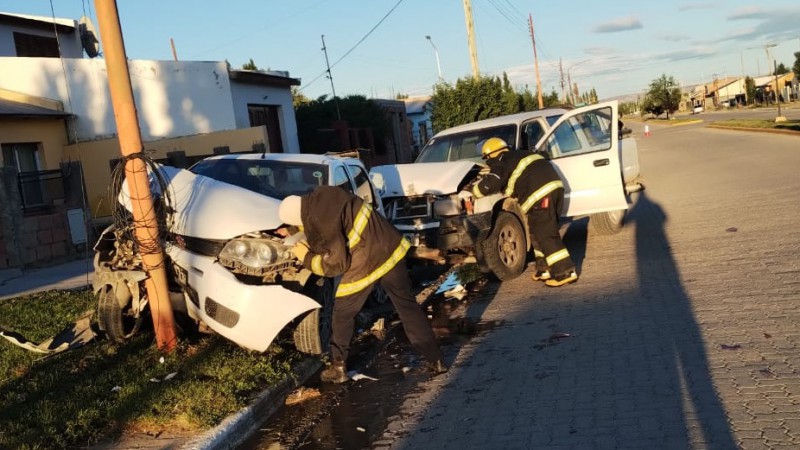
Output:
[725, 6, 800, 42]
[678, 2, 721, 11]
[592, 16, 643, 33]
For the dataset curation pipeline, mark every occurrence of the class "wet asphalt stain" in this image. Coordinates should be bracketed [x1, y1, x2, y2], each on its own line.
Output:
[237, 269, 504, 450]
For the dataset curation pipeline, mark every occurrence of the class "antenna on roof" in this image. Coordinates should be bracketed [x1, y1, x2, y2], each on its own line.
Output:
[78, 16, 100, 58]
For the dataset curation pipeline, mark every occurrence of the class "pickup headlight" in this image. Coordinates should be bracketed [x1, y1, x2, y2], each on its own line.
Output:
[433, 195, 462, 217]
[219, 238, 291, 269]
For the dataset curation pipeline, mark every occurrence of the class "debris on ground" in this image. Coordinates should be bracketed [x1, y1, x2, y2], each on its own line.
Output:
[725, 227, 738, 232]
[347, 371, 378, 382]
[721, 344, 742, 350]
[0, 311, 97, 354]
[285, 387, 322, 406]
[443, 284, 467, 300]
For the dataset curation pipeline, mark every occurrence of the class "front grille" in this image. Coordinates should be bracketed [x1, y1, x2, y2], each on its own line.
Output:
[392, 196, 431, 220]
[174, 235, 225, 257]
[205, 297, 240, 328]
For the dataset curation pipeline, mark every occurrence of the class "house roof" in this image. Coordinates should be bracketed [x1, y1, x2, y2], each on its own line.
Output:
[229, 70, 300, 88]
[0, 97, 71, 119]
[403, 96, 432, 114]
[0, 12, 75, 33]
[753, 73, 794, 87]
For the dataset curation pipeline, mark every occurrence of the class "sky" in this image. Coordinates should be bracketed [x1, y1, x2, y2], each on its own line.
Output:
[3, 0, 800, 101]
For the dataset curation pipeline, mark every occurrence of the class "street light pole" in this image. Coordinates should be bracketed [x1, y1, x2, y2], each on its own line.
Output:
[425, 35, 444, 82]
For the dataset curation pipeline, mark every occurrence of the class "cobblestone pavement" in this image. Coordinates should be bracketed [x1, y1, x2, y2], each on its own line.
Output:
[372, 123, 800, 450]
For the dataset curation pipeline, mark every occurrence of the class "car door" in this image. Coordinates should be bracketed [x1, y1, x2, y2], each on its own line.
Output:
[534, 101, 627, 218]
[346, 162, 386, 216]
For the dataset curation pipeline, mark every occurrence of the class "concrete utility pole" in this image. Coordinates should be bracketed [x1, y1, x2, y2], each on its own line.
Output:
[462, 0, 480, 79]
[559, 58, 566, 104]
[528, 14, 544, 109]
[95, 0, 177, 352]
[169, 37, 178, 61]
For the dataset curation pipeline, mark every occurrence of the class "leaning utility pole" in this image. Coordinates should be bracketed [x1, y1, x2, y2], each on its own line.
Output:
[528, 14, 544, 109]
[559, 58, 567, 104]
[95, 0, 177, 352]
[321, 35, 341, 121]
[462, 0, 480, 79]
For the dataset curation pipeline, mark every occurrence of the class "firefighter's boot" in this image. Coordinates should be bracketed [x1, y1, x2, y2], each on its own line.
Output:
[320, 361, 348, 384]
[545, 270, 578, 287]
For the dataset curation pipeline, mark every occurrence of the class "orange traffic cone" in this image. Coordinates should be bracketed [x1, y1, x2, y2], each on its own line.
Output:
[644, 125, 651, 137]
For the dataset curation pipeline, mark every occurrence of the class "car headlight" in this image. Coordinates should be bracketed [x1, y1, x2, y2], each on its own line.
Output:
[219, 238, 287, 268]
[433, 195, 462, 217]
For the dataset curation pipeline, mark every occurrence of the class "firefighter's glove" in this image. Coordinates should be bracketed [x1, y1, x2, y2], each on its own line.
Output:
[292, 240, 310, 261]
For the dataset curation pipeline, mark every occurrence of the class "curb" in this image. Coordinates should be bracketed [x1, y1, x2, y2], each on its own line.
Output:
[182, 357, 323, 450]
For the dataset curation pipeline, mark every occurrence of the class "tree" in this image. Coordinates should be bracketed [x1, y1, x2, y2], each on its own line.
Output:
[744, 76, 756, 105]
[291, 87, 311, 108]
[774, 62, 789, 75]
[294, 95, 388, 154]
[242, 58, 258, 70]
[430, 73, 562, 133]
[792, 52, 800, 79]
[643, 74, 681, 119]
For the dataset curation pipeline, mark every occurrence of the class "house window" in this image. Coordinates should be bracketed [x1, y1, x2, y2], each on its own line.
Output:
[13, 32, 59, 57]
[2, 143, 46, 208]
[248, 104, 284, 153]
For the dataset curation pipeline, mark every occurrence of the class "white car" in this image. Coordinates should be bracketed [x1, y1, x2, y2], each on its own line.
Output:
[370, 101, 643, 280]
[92, 152, 384, 353]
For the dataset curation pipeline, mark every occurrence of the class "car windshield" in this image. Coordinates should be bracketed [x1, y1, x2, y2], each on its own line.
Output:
[416, 125, 517, 163]
[189, 159, 329, 200]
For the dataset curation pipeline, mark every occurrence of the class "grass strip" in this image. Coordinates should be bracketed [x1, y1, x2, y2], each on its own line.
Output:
[0, 288, 303, 449]
[710, 119, 800, 132]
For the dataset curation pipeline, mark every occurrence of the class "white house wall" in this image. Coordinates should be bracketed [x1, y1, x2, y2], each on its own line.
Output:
[0, 57, 236, 141]
[229, 82, 299, 153]
[0, 19, 82, 58]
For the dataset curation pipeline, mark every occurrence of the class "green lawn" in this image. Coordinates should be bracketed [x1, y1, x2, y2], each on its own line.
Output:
[710, 119, 800, 132]
[0, 289, 302, 449]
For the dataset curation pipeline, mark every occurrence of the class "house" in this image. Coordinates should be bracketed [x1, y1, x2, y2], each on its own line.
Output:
[753, 73, 796, 104]
[403, 96, 433, 155]
[0, 11, 303, 268]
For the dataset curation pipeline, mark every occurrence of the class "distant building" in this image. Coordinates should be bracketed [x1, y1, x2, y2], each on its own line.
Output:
[402, 96, 433, 157]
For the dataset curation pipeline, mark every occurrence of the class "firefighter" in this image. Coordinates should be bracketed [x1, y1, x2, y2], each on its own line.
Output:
[278, 186, 447, 384]
[471, 137, 578, 287]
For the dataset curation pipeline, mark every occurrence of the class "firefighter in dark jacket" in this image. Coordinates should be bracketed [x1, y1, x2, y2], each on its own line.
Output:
[471, 137, 578, 287]
[278, 186, 446, 383]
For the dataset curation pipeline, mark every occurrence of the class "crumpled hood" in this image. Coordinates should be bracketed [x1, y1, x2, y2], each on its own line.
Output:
[370, 161, 479, 198]
[119, 164, 283, 240]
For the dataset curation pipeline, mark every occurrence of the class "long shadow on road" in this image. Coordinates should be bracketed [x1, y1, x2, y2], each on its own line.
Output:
[386, 190, 737, 449]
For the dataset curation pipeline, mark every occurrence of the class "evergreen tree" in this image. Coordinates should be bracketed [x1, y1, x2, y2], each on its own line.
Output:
[242, 58, 258, 70]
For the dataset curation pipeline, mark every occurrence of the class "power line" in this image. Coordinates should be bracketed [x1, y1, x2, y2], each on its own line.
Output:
[301, 0, 405, 91]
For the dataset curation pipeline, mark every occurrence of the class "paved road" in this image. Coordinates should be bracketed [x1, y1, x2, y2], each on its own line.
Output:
[370, 123, 800, 449]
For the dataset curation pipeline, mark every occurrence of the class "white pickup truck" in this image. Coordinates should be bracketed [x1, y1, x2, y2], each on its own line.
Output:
[370, 101, 643, 280]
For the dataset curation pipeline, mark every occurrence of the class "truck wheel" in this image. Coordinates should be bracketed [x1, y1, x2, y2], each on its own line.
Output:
[481, 212, 527, 281]
[590, 209, 625, 235]
[97, 283, 146, 343]
[293, 277, 334, 355]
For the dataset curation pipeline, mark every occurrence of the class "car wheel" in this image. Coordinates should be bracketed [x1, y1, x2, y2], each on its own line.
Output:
[293, 277, 334, 355]
[97, 283, 146, 343]
[481, 211, 527, 281]
[589, 209, 625, 235]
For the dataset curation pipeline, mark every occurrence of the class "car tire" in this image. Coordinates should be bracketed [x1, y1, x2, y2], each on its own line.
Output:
[97, 283, 146, 343]
[481, 211, 527, 281]
[589, 209, 625, 235]
[293, 277, 334, 355]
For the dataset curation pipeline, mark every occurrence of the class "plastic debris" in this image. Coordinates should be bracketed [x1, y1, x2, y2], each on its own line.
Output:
[356, 427, 366, 432]
[443, 284, 467, 300]
[721, 344, 742, 350]
[371, 318, 385, 331]
[347, 371, 378, 381]
[401, 367, 411, 373]
[159, 356, 165, 364]
[111, 386, 122, 392]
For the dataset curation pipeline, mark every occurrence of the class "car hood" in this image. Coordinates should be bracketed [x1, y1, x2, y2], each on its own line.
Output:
[370, 161, 479, 198]
[119, 164, 283, 240]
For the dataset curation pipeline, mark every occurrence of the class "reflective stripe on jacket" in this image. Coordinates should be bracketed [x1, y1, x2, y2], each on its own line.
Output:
[475, 150, 564, 213]
[299, 186, 408, 297]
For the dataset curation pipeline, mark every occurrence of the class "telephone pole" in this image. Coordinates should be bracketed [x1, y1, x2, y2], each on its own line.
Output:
[95, 0, 177, 352]
[462, 0, 480, 79]
[559, 58, 566, 104]
[321, 35, 341, 121]
[528, 14, 544, 109]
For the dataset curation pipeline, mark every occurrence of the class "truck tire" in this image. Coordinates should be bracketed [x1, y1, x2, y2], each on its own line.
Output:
[293, 277, 334, 355]
[97, 283, 145, 343]
[589, 209, 625, 235]
[481, 211, 527, 281]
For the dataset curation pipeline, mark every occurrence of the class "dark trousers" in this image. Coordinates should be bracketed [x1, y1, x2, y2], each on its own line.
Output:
[331, 259, 443, 365]
[527, 188, 575, 277]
